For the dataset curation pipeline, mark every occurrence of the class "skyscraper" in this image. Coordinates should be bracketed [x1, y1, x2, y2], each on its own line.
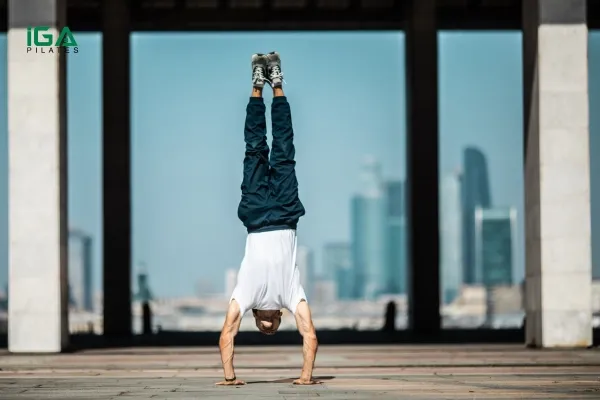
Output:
[440, 171, 463, 304]
[135, 269, 153, 302]
[475, 207, 516, 325]
[474, 207, 516, 287]
[296, 246, 314, 300]
[351, 156, 387, 300]
[384, 181, 406, 294]
[68, 230, 93, 311]
[462, 147, 492, 284]
[323, 243, 352, 300]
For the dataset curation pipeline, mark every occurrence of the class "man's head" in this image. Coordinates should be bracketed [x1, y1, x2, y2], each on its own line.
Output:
[252, 309, 282, 335]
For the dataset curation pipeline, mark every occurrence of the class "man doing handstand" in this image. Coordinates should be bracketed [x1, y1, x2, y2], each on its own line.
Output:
[216, 52, 319, 386]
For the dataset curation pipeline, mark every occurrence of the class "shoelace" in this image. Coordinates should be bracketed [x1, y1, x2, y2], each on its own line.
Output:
[269, 65, 287, 85]
[252, 67, 266, 83]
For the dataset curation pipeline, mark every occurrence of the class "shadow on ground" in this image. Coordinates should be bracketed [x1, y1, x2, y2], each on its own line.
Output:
[246, 375, 335, 384]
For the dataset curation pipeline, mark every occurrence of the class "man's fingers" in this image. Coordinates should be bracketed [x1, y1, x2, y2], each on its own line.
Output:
[215, 380, 246, 386]
[293, 379, 321, 385]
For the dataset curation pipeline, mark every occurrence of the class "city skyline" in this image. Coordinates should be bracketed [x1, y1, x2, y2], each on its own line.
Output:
[63, 145, 518, 307]
[0, 31, 599, 298]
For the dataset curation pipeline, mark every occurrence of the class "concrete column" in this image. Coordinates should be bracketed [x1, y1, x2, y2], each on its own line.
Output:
[7, 0, 69, 352]
[523, 0, 592, 348]
[405, 0, 441, 336]
[103, 0, 132, 337]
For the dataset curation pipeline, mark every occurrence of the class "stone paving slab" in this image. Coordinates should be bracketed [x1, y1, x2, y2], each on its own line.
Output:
[1, 375, 600, 399]
[2, 345, 599, 370]
[1, 345, 599, 399]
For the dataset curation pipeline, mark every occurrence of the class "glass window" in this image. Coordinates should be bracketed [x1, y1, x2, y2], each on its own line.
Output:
[67, 33, 103, 333]
[590, 31, 600, 280]
[131, 32, 407, 332]
[0, 34, 7, 333]
[438, 32, 524, 329]
[589, 31, 599, 327]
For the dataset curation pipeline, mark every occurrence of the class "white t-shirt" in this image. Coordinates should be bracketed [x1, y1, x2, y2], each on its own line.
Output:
[230, 229, 307, 316]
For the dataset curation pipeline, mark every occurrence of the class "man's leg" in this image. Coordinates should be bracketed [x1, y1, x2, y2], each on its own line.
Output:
[267, 52, 306, 224]
[237, 55, 271, 230]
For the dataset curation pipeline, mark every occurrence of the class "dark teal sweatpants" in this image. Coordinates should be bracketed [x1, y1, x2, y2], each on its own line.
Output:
[237, 96, 305, 233]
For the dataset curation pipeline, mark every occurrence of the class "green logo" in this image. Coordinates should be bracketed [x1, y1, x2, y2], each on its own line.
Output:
[26, 26, 79, 54]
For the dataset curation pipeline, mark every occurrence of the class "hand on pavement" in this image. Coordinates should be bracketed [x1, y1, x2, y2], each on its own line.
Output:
[293, 378, 321, 385]
[215, 379, 246, 386]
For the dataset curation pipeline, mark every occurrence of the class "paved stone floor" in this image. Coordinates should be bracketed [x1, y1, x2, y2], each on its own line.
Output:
[1, 345, 599, 399]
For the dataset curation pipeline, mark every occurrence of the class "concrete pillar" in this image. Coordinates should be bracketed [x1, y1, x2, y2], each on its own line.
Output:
[102, 0, 132, 337]
[405, 0, 441, 336]
[7, 0, 69, 352]
[523, 0, 592, 348]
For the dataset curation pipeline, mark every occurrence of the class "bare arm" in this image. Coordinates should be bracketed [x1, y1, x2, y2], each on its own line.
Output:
[216, 300, 245, 385]
[293, 300, 319, 385]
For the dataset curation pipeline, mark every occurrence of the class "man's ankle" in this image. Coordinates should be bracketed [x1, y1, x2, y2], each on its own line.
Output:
[252, 87, 263, 98]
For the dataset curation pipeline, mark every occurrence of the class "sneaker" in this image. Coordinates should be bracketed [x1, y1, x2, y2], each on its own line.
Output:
[251, 53, 268, 88]
[266, 51, 284, 88]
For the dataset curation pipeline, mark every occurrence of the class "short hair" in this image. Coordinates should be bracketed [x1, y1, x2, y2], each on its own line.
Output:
[252, 309, 281, 319]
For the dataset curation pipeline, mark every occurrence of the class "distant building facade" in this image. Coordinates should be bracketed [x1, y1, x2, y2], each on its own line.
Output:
[68, 230, 93, 311]
[462, 147, 492, 284]
[441, 171, 463, 304]
[351, 157, 387, 300]
[384, 180, 406, 295]
[324, 242, 352, 300]
[296, 246, 315, 300]
[475, 207, 516, 287]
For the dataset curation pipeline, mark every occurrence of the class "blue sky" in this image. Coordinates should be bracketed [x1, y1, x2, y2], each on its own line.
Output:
[0, 31, 598, 297]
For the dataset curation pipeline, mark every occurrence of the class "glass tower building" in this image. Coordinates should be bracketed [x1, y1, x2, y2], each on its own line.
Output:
[385, 181, 406, 295]
[441, 171, 463, 304]
[462, 147, 492, 284]
[351, 157, 387, 300]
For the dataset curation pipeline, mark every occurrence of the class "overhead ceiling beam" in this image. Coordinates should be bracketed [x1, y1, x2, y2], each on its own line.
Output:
[0, 0, 596, 32]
